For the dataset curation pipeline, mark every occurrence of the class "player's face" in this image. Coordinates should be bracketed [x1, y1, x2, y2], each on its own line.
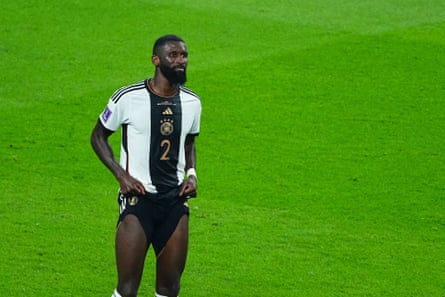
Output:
[157, 41, 188, 85]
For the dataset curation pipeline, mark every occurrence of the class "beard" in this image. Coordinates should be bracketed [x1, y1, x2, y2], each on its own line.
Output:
[160, 64, 187, 85]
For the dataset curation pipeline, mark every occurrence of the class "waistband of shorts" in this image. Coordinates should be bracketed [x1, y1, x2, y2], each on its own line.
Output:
[120, 187, 183, 205]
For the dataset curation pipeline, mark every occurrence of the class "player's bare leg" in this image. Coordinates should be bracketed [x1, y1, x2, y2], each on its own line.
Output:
[155, 215, 189, 297]
[115, 215, 148, 297]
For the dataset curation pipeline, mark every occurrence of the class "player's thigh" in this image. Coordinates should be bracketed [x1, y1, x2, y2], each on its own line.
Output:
[116, 214, 148, 284]
[156, 215, 189, 284]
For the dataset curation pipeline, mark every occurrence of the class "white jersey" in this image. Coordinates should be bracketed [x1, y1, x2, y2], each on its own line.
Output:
[99, 80, 201, 194]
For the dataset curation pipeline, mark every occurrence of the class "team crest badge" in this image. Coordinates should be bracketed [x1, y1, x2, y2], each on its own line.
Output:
[160, 119, 174, 136]
[128, 196, 139, 206]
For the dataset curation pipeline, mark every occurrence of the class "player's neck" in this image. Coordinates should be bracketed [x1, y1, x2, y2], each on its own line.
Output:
[148, 78, 179, 98]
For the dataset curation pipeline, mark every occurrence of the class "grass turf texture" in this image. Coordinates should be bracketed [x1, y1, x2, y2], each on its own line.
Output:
[1, 0, 444, 296]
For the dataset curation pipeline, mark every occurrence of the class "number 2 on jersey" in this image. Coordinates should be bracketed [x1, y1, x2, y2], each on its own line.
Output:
[160, 139, 171, 160]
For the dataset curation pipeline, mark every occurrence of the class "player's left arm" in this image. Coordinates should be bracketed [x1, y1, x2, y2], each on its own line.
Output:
[179, 134, 197, 197]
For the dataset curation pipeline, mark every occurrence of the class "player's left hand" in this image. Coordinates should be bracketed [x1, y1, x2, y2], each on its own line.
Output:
[179, 175, 197, 198]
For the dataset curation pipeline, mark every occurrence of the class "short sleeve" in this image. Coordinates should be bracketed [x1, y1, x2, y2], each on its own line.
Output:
[190, 100, 201, 135]
[98, 91, 130, 131]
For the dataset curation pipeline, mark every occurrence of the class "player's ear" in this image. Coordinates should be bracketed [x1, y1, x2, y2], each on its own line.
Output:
[152, 55, 160, 66]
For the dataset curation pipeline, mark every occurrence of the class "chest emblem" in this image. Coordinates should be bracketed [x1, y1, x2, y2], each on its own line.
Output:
[160, 119, 174, 136]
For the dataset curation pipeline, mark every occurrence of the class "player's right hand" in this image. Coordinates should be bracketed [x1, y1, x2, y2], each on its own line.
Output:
[118, 172, 146, 197]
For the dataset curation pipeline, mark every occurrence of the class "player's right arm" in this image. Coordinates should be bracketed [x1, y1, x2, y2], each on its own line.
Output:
[90, 120, 145, 196]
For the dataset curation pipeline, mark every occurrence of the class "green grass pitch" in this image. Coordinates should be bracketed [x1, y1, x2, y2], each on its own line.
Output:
[1, 0, 444, 296]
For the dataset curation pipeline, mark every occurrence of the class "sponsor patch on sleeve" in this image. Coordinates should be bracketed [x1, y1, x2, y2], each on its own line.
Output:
[101, 107, 112, 123]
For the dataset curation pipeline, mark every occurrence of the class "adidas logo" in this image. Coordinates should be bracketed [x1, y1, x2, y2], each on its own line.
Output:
[162, 107, 173, 115]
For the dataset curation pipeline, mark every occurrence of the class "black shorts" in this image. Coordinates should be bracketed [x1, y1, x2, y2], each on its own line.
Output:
[117, 190, 190, 255]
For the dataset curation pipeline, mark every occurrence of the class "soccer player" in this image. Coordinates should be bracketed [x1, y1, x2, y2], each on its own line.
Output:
[90, 35, 202, 297]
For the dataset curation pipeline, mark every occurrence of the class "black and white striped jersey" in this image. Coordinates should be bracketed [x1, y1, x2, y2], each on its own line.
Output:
[99, 80, 201, 194]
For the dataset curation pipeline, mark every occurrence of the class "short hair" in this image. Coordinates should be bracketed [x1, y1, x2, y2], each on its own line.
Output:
[152, 34, 185, 55]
